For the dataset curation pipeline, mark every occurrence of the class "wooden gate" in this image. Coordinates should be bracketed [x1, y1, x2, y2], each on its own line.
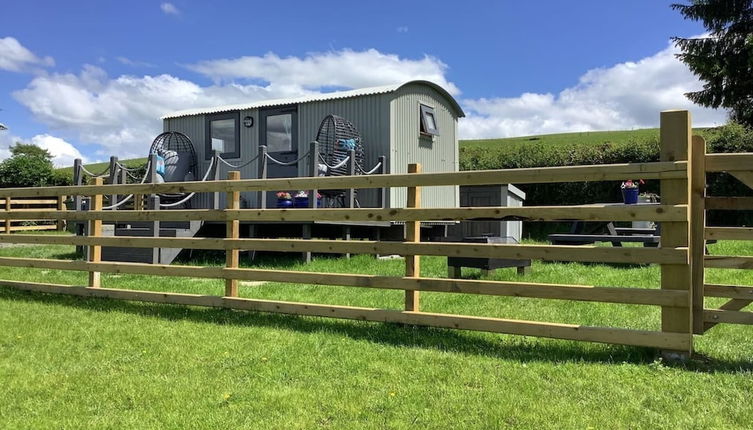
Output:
[697, 146, 753, 332]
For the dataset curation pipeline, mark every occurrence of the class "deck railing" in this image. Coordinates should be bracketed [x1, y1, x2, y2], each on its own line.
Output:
[0, 110, 713, 355]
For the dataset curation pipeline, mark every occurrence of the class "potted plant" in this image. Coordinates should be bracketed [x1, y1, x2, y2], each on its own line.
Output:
[620, 180, 643, 204]
[276, 191, 293, 208]
[293, 190, 322, 208]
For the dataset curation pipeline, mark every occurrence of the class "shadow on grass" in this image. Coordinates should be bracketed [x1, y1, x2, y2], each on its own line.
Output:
[1, 286, 749, 372]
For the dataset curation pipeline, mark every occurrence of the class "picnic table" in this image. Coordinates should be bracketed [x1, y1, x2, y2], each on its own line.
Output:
[548, 221, 660, 247]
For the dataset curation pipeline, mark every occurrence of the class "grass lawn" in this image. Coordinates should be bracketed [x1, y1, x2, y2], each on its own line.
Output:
[1, 238, 752, 428]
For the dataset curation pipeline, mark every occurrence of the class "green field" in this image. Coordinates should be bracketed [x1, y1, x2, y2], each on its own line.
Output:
[1, 238, 752, 428]
[458, 127, 719, 153]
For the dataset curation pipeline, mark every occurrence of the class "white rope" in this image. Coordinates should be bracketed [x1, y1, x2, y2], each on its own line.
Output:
[100, 160, 152, 210]
[79, 164, 111, 178]
[217, 153, 260, 169]
[115, 161, 145, 172]
[158, 156, 216, 208]
[318, 154, 351, 170]
[265, 150, 311, 166]
[359, 161, 382, 175]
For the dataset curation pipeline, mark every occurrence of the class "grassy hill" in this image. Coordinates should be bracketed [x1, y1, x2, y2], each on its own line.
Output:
[55, 158, 147, 176]
[459, 127, 714, 151]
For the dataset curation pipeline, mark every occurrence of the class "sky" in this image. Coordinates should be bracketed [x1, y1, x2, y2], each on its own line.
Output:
[0, 0, 725, 166]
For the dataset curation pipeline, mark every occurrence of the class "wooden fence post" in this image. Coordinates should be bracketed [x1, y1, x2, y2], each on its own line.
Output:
[258, 145, 268, 209]
[147, 154, 160, 264]
[73, 158, 83, 212]
[108, 156, 119, 209]
[56, 195, 66, 231]
[378, 155, 387, 209]
[405, 163, 422, 312]
[4, 197, 10, 234]
[689, 135, 706, 334]
[88, 177, 104, 288]
[225, 171, 241, 297]
[659, 110, 693, 357]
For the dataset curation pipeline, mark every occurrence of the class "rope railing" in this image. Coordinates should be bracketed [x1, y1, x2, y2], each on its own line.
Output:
[158, 156, 216, 208]
[358, 161, 383, 175]
[266, 150, 311, 166]
[217, 152, 260, 169]
[79, 164, 111, 178]
[115, 161, 145, 173]
[318, 153, 351, 170]
[101, 160, 151, 210]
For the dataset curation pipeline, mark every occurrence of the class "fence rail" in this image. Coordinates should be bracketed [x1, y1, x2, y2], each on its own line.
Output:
[0, 109, 726, 355]
[2, 196, 65, 233]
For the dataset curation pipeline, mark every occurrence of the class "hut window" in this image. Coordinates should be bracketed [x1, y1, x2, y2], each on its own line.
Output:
[419, 104, 439, 136]
[265, 113, 293, 153]
[205, 112, 240, 159]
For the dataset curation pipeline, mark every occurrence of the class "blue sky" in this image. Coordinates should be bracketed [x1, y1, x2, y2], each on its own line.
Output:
[0, 1, 723, 165]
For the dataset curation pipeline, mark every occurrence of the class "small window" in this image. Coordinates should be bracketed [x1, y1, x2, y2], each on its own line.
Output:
[420, 104, 439, 136]
[205, 112, 240, 159]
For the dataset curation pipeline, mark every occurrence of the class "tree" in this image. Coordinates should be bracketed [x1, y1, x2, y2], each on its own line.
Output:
[672, 0, 753, 126]
[0, 143, 54, 187]
[9, 143, 53, 159]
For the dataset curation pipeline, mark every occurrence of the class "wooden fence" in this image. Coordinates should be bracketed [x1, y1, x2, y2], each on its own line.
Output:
[0, 109, 735, 356]
[2, 196, 65, 233]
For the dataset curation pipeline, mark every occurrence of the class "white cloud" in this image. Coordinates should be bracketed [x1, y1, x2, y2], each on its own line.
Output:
[116, 56, 155, 68]
[188, 49, 459, 95]
[0, 37, 54, 73]
[459, 41, 727, 139]
[160, 3, 180, 15]
[29, 134, 87, 167]
[0, 131, 85, 167]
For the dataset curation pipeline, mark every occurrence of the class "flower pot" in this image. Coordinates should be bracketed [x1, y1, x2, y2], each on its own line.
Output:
[276, 199, 293, 208]
[622, 188, 639, 204]
[293, 197, 322, 208]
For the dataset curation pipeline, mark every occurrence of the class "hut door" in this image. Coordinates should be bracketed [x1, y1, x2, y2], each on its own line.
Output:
[259, 106, 298, 205]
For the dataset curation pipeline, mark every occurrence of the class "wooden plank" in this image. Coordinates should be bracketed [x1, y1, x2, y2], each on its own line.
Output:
[0, 256, 689, 306]
[10, 199, 58, 205]
[705, 197, 753, 210]
[225, 171, 240, 297]
[7, 225, 57, 231]
[705, 227, 753, 241]
[704, 255, 753, 269]
[0, 280, 691, 350]
[405, 163, 421, 312]
[0, 204, 689, 223]
[729, 171, 753, 190]
[4, 197, 10, 234]
[0, 161, 689, 198]
[88, 178, 103, 288]
[704, 299, 752, 332]
[704, 309, 753, 325]
[689, 135, 706, 334]
[0, 234, 689, 264]
[705, 153, 753, 172]
[659, 110, 693, 353]
[704, 284, 753, 300]
[56, 195, 66, 231]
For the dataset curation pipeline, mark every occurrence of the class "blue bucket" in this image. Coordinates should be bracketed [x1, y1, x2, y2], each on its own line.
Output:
[622, 188, 639, 204]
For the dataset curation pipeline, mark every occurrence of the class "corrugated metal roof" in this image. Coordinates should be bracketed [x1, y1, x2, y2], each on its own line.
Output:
[161, 80, 464, 119]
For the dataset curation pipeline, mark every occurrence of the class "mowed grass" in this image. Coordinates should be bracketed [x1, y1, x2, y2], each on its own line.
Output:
[1, 238, 753, 428]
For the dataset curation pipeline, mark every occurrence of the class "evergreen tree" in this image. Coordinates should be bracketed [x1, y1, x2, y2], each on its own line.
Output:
[672, 0, 753, 126]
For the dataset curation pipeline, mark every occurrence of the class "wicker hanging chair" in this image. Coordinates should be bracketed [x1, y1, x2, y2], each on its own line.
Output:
[315, 115, 366, 202]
